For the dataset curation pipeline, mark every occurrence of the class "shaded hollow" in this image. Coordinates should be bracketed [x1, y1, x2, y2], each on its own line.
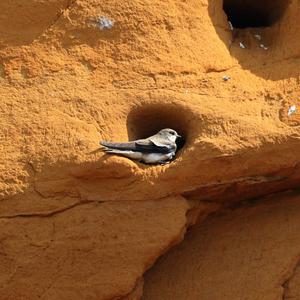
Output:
[126, 103, 192, 152]
[223, 0, 290, 28]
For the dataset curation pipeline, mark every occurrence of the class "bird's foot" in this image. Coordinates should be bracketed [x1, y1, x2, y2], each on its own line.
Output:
[159, 161, 171, 166]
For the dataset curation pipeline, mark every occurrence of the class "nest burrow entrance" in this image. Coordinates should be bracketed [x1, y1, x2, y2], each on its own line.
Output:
[126, 104, 191, 152]
[223, 0, 290, 28]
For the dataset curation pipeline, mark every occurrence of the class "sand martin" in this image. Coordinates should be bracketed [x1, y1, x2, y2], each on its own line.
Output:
[100, 128, 181, 164]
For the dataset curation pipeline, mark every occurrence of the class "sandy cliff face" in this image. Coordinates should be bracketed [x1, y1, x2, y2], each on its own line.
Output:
[1, 0, 300, 299]
[143, 191, 300, 300]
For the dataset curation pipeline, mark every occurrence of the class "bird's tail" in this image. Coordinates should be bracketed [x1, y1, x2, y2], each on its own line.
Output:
[99, 141, 111, 147]
[99, 141, 135, 151]
[88, 141, 127, 155]
[99, 142, 123, 154]
[103, 149, 127, 154]
[99, 141, 111, 151]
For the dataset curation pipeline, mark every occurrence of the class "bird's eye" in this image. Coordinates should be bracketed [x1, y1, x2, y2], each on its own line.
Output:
[170, 131, 174, 135]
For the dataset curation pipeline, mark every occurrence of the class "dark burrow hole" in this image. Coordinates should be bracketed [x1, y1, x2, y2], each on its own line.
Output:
[223, 0, 290, 28]
[126, 104, 191, 153]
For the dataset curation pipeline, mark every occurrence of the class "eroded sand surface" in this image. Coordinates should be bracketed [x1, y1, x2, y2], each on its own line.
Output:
[1, 0, 300, 299]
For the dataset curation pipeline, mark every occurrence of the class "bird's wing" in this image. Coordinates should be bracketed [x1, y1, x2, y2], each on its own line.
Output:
[100, 140, 137, 151]
[100, 138, 175, 154]
[136, 138, 175, 153]
[149, 137, 176, 149]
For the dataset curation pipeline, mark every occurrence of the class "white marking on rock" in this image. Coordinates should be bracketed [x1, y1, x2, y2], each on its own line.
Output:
[89, 16, 114, 30]
[239, 42, 246, 49]
[288, 105, 297, 116]
[222, 75, 231, 81]
[260, 44, 268, 50]
[254, 34, 261, 40]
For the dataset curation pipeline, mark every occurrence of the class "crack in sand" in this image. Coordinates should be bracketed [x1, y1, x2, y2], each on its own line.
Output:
[2, 171, 297, 219]
[282, 257, 300, 300]
[0, 197, 185, 219]
[0, 200, 94, 219]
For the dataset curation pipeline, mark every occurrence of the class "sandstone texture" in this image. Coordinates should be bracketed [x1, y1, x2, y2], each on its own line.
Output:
[143, 191, 300, 300]
[1, 0, 300, 299]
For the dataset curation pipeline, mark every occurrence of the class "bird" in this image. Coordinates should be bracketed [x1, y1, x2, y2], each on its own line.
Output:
[100, 128, 181, 164]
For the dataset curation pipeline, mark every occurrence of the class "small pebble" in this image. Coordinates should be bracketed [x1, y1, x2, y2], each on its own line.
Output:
[260, 44, 268, 50]
[89, 16, 114, 30]
[222, 75, 231, 81]
[288, 105, 297, 116]
[254, 34, 261, 40]
[239, 42, 246, 49]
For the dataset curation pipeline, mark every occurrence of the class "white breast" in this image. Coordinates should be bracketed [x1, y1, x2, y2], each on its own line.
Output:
[142, 152, 174, 164]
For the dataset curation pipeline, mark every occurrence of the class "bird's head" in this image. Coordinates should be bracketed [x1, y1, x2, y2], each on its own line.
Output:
[158, 128, 181, 142]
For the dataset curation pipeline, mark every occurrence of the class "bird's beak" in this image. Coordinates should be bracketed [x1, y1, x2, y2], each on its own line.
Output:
[176, 134, 182, 138]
